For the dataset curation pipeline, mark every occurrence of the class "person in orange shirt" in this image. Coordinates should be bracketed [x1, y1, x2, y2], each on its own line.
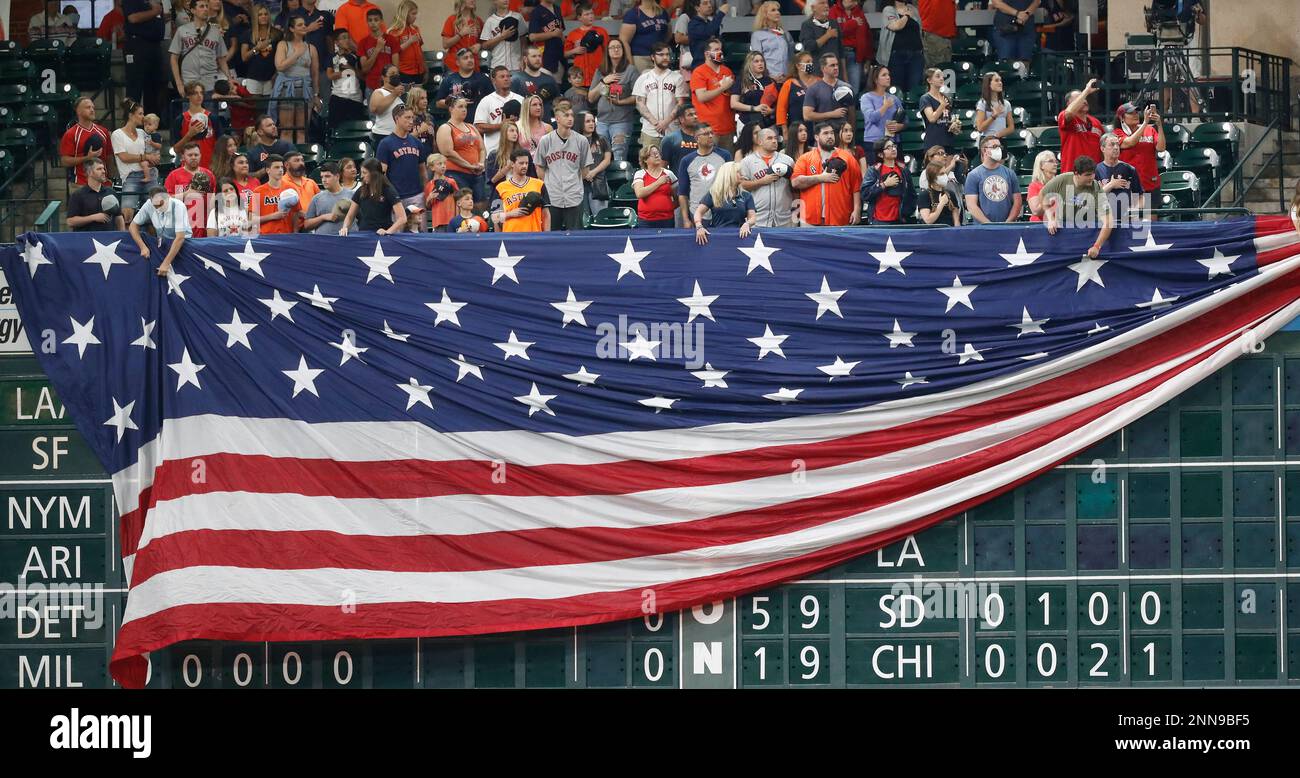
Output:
[389, 0, 428, 86]
[278, 150, 320, 222]
[334, 0, 383, 47]
[423, 152, 460, 231]
[563, 4, 607, 87]
[690, 37, 736, 150]
[494, 148, 550, 232]
[791, 121, 862, 226]
[250, 155, 299, 233]
[441, 0, 483, 62]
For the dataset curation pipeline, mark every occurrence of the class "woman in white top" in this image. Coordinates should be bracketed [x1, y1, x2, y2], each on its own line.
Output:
[112, 98, 161, 223]
[975, 71, 1016, 139]
[368, 64, 406, 148]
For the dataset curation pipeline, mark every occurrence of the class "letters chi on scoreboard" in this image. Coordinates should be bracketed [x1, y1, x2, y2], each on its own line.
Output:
[3, 216, 1300, 688]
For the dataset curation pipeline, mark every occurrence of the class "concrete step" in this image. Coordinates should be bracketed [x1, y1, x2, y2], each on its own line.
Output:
[1245, 200, 1288, 216]
[1243, 177, 1297, 204]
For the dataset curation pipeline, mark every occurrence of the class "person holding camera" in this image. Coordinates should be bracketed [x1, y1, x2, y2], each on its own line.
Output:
[1115, 101, 1167, 213]
[494, 148, 552, 232]
[861, 138, 916, 225]
[988, 0, 1039, 69]
[1058, 77, 1104, 173]
[67, 160, 127, 233]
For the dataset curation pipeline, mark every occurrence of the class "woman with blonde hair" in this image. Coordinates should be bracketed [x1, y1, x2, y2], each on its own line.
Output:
[440, 0, 482, 63]
[517, 95, 549, 155]
[750, 1, 793, 82]
[1027, 149, 1059, 222]
[390, 0, 428, 87]
[693, 161, 756, 245]
[240, 4, 281, 97]
[405, 85, 435, 156]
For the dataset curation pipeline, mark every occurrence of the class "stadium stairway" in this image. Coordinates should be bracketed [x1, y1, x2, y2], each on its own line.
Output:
[1241, 134, 1300, 215]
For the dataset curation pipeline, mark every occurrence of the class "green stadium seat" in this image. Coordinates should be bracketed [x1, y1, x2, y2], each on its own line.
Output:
[610, 183, 637, 209]
[604, 159, 633, 187]
[1018, 173, 1033, 190]
[13, 102, 56, 147]
[1190, 122, 1240, 170]
[1035, 126, 1061, 149]
[987, 60, 1029, 80]
[0, 84, 32, 107]
[1160, 169, 1199, 210]
[1164, 123, 1191, 151]
[1170, 147, 1219, 195]
[0, 40, 19, 61]
[934, 61, 976, 84]
[0, 127, 36, 167]
[588, 206, 636, 229]
[954, 81, 982, 109]
[951, 36, 990, 65]
[951, 131, 979, 156]
[1002, 128, 1035, 155]
[0, 59, 36, 86]
[0, 148, 15, 182]
[23, 38, 66, 72]
[898, 127, 926, 155]
[65, 37, 111, 91]
[329, 119, 373, 141]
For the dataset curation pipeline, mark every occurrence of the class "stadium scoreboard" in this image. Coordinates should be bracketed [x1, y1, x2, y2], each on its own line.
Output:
[3, 336, 1300, 687]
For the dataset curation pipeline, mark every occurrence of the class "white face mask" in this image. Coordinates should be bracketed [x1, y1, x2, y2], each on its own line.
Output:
[988, 146, 1003, 162]
[935, 173, 951, 186]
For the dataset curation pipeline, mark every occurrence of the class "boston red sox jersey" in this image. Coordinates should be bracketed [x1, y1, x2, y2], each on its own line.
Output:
[534, 129, 593, 208]
[739, 151, 795, 227]
[631, 68, 685, 139]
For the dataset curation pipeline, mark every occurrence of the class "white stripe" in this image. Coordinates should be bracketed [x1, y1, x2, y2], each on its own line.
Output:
[131, 330, 1233, 551]
[121, 298, 1300, 625]
[113, 248, 1300, 517]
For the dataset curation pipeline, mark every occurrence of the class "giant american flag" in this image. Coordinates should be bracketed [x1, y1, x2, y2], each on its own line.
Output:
[2, 216, 1299, 688]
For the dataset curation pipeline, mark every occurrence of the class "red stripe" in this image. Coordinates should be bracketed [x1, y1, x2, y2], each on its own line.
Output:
[123, 295, 1251, 586]
[117, 243, 1300, 561]
[103, 408, 1160, 689]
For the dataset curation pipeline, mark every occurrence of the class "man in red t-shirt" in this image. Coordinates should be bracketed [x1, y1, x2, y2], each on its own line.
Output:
[359, 8, 399, 91]
[1115, 101, 1168, 210]
[918, 0, 957, 68]
[59, 97, 114, 187]
[690, 38, 736, 150]
[164, 143, 216, 197]
[1058, 78, 1104, 173]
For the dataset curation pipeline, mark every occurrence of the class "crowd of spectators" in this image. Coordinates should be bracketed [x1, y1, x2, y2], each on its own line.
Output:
[25, 0, 1142, 253]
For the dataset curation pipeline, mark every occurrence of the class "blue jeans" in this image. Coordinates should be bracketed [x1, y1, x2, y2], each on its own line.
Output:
[845, 49, 862, 96]
[991, 24, 1037, 61]
[597, 120, 633, 164]
[268, 75, 313, 120]
[888, 48, 925, 93]
[447, 169, 486, 205]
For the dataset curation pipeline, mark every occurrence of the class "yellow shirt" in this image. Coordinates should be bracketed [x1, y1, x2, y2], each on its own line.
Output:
[495, 176, 546, 232]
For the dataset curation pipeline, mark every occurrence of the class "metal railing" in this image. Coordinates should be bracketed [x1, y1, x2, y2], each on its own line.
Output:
[1031, 47, 1292, 126]
[1202, 116, 1287, 212]
[0, 198, 60, 243]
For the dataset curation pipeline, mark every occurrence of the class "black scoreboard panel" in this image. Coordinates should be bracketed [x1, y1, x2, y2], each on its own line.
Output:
[4, 334, 1300, 689]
